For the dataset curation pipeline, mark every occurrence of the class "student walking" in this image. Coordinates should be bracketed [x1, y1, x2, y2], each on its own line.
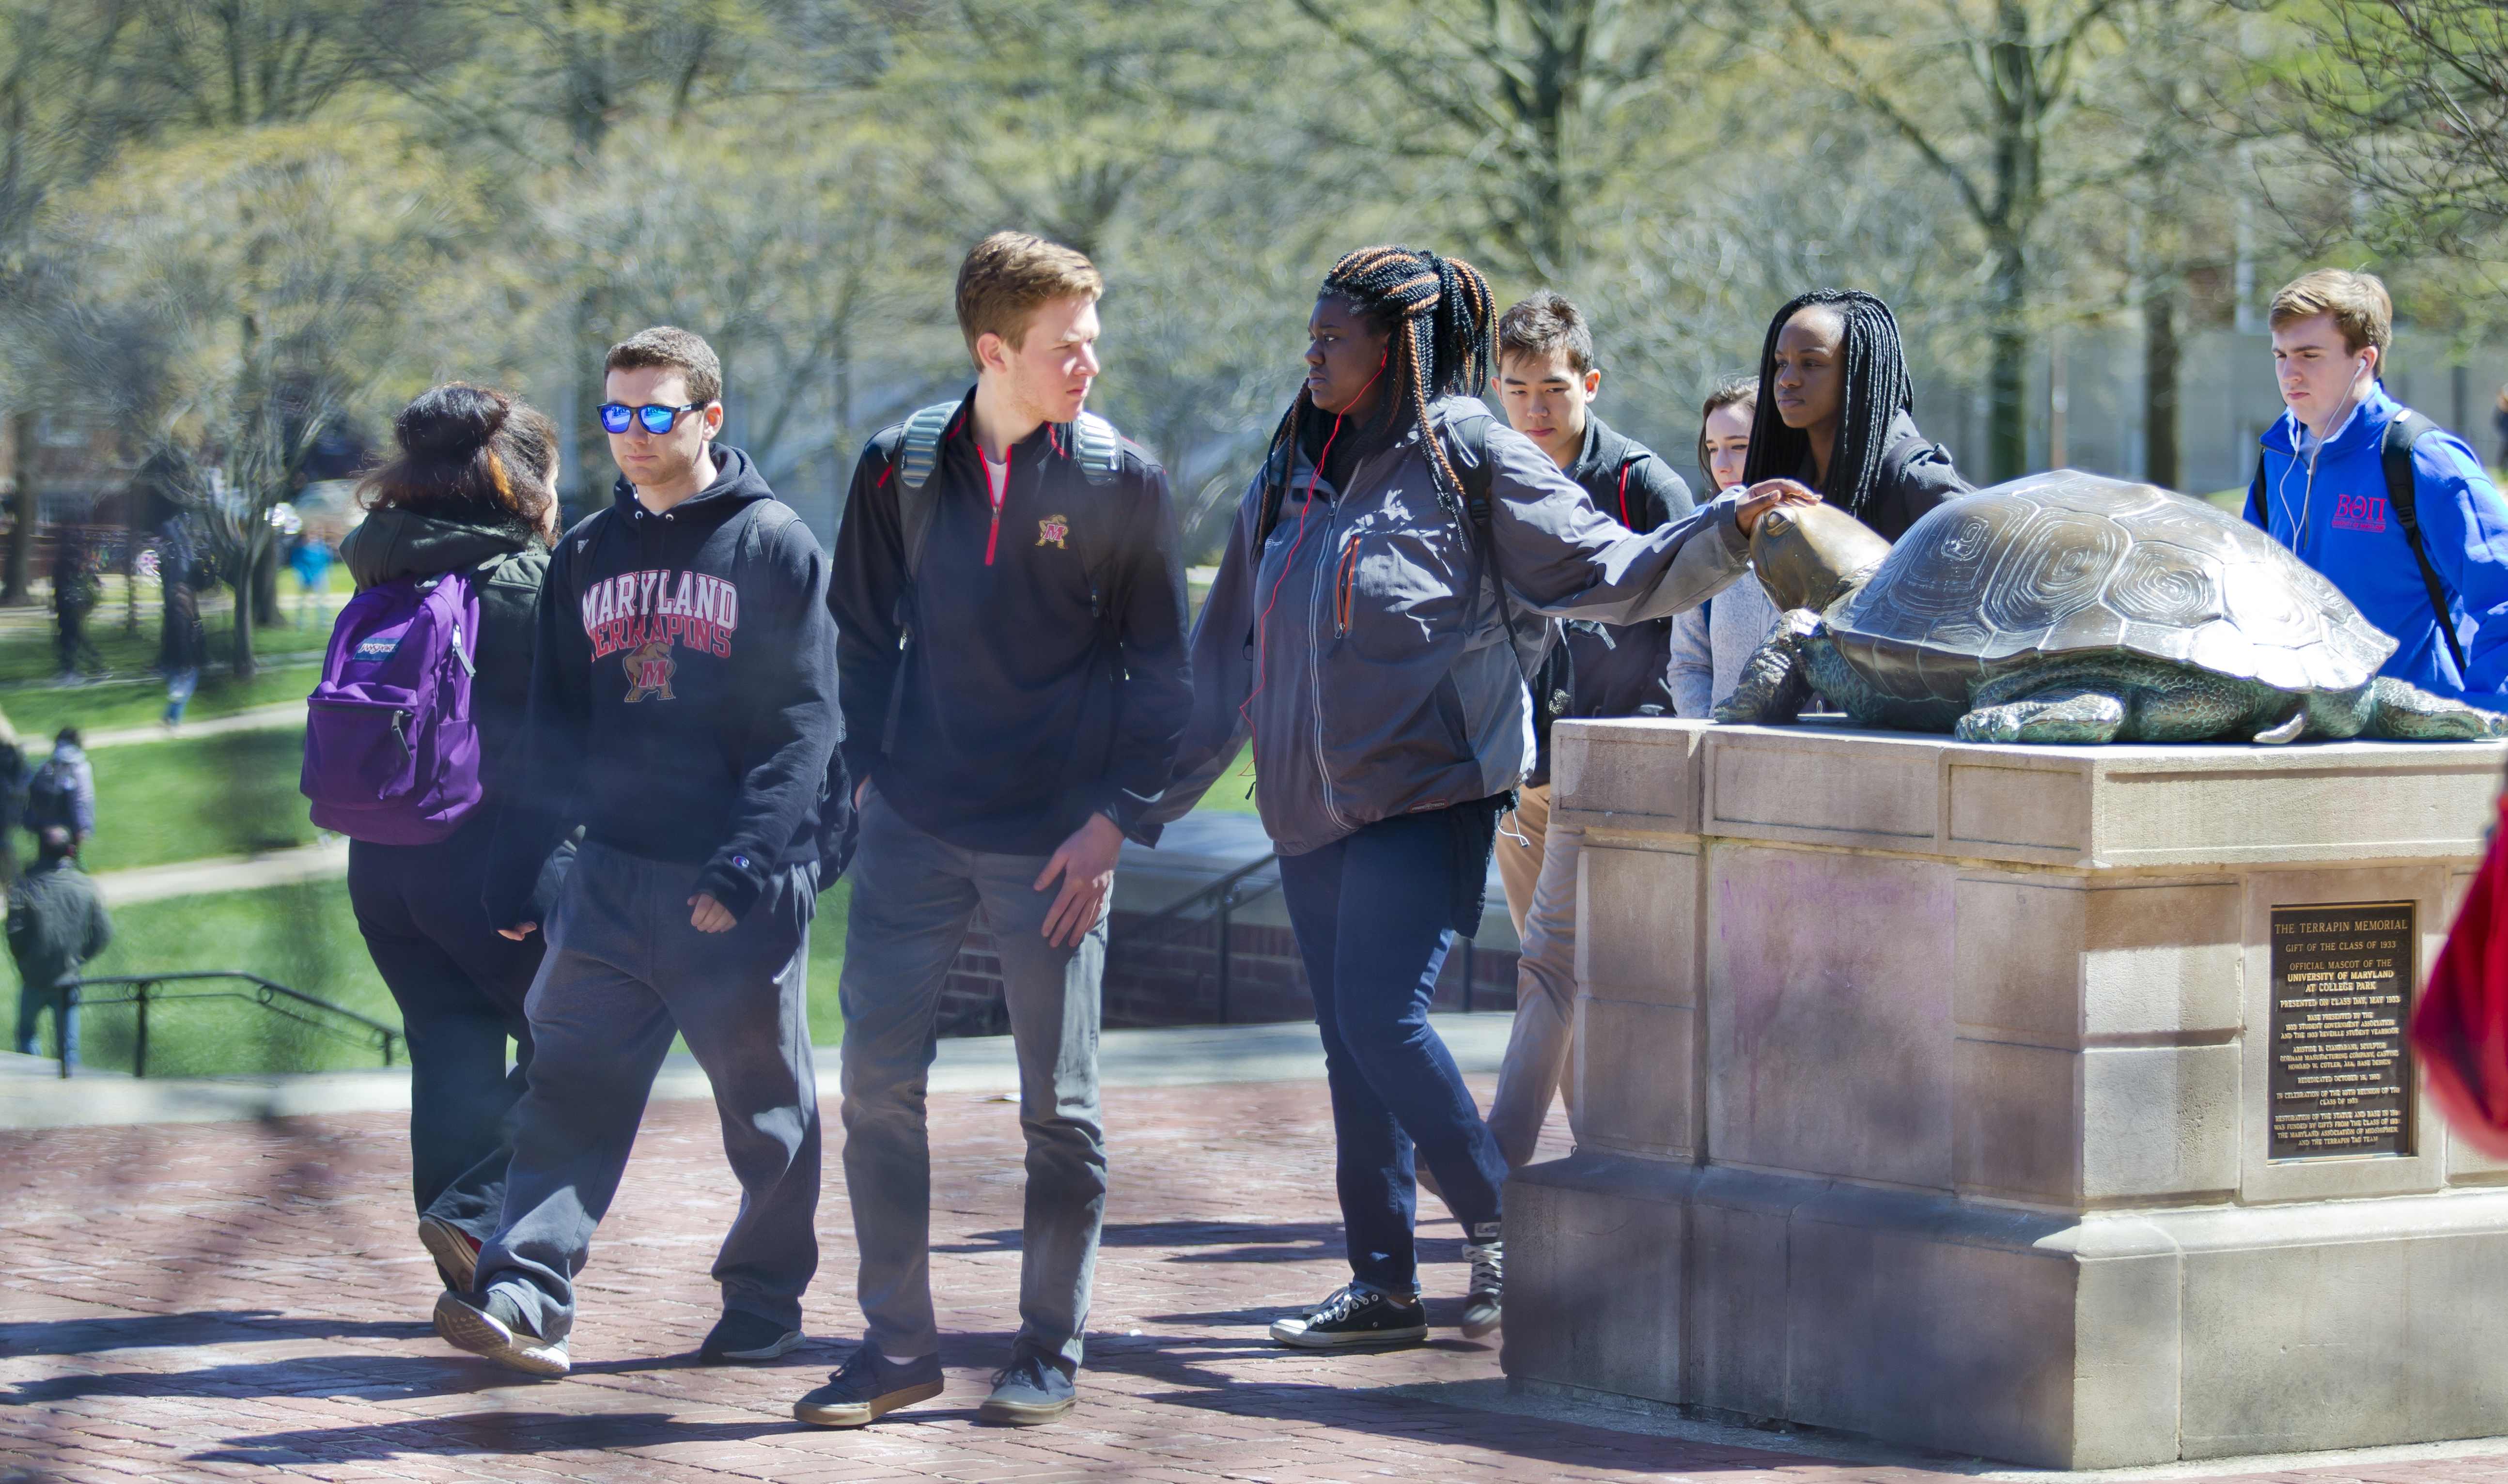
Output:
[24, 729, 95, 854]
[1484, 291, 1694, 1169]
[10, 828, 111, 1068]
[2244, 270, 2508, 710]
[800, 232, 1190, 1430]
[51, 534, 102, 682]
[451, 326, 845, 1378]
[1152, 246, 1808, 1351]
[334, 384, 560, 1297]
[1671, 375, 1786, 716]
[1741, 289, 1970, 543]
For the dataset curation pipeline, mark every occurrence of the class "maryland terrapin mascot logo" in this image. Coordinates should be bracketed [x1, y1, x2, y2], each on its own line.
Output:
[623, 638, 677, 702]
[1037, 514, 1070, 549]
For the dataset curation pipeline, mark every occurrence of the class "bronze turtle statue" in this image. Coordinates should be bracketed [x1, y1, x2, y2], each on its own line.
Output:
[1713, 470, 2508, 743]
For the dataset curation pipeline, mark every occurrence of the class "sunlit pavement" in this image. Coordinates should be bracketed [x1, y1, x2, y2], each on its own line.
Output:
[7, 1074, 2508, 1484]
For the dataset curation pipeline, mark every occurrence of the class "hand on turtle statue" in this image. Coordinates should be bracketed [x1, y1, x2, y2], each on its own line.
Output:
[1735, 479, 1820, 535]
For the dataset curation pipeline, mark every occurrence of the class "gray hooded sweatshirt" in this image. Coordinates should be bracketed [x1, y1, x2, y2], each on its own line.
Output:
[1152, 396, 1749, 857]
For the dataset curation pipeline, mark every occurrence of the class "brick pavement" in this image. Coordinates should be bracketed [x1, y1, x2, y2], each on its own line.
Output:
[6, 1076, 2508, 1484]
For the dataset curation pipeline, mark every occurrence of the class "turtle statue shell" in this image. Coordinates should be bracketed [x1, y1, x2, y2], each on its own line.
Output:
[1825, 470, 2398, 710]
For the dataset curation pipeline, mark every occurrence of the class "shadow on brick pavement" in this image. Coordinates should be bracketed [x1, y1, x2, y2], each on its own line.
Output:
[6, 1075, 2508, 1484]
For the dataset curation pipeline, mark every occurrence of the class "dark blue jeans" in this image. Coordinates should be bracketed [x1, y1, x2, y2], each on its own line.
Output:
[1277, 809, 1507, 1298]
[349, 812, 545, 1242]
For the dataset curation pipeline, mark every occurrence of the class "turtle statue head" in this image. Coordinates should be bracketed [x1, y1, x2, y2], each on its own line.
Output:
[1750, 501, 1894, 612]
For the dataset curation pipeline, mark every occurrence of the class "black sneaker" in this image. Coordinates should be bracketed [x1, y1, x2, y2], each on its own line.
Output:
[700, 1310, 804, 1363]
[978, 1349, 1076, 1425]
[432, 1288, 569, 1377]
[793, 1346, 945, 1428]
[1269, 1284, 1428, 1348]
[416, 1215, 481, 1293]
[1461, 1240, 1502, 1339]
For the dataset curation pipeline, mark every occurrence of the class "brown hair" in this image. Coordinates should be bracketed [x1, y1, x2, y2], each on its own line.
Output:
[1697, 373, 1758, 485]
[1496, 290, 1595, 376]
[2268, 269, 2393, 359]
[359, 383, 558, 535]
[954, 231, 1104, 361]
[605, 325, 722, 405]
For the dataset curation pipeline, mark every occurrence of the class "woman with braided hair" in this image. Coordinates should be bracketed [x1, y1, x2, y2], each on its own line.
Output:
[1742, 288, 1971, 543]
[1152, 246, 1810, 1349]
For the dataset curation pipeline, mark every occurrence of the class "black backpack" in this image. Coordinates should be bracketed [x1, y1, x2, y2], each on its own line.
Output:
[23, 757, 77, 835]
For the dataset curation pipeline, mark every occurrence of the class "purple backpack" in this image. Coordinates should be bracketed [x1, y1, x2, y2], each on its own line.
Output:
[301, 569, 483, 845]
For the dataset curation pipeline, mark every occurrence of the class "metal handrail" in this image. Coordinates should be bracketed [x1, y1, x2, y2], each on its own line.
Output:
[1107, 854, 1281, 1025]
[51, 972, 402, 1080]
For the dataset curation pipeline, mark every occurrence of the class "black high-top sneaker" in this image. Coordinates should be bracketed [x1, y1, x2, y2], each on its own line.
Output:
[1461, 1239, 1502, 1339]
[1269, 1283, 1428, 1348]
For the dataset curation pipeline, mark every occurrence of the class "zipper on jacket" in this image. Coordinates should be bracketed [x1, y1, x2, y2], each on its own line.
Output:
[1334, 532, 1361, 636]
[984, 445, 1011, 567]
[1306, 501, 1352, 832]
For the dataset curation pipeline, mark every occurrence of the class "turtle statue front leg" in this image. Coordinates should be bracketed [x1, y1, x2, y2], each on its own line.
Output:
[1714, 610, 1819, 725]
[1956, 686, 2129, 744]
[2360, 677, 2508, 740]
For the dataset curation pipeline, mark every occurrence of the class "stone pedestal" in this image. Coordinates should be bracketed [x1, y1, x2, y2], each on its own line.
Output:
[1505, 718, 2508, 1469]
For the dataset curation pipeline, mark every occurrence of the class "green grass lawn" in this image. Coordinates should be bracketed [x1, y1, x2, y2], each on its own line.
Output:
[82, 728, 318, 873]
[2, 661, 318, 740]
[44, 874, 853, 1078]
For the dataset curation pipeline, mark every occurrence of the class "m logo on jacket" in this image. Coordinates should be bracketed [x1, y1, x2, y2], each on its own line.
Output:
[623, 639, 678, 702]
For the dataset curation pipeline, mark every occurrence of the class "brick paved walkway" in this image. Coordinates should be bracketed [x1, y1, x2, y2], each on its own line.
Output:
[6, 1076, 2508, 1484]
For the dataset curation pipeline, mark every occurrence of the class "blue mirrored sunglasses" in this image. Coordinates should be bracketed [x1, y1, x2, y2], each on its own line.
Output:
[598, 401, 705, 435]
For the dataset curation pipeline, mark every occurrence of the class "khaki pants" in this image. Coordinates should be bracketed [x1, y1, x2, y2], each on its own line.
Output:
[1490, 782, 1580, 1168]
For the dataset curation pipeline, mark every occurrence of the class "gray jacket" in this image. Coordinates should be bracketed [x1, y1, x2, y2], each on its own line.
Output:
[1152, 396, 1750, 857]
[1669, 565, 1785, 717]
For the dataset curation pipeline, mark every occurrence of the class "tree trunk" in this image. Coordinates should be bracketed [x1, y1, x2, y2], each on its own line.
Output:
[2142, 279, 2181, 491]
[231, 567, 257, 678]
[1987, 225, 2030, 481]
[6, 409, 37, 605]
[251, 543, 280, 627]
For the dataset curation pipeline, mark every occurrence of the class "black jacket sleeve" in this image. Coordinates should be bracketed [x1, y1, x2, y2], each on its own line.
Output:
[1636, 455, 1695, 528]
[1868, 444, 1973, 542]
[691, 517, 840, 919]
[483, 526, 596, 928]
[1094, 461, 1192, 844]
[830, 435, 907, 799]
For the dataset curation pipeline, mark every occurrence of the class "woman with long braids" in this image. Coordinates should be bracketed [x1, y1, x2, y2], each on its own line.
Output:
[1742, 288, 1971, 542]
[1152, 247, 1809, 1348]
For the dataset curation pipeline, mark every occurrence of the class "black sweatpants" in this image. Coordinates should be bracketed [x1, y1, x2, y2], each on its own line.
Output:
[348, 811, 546, 1243]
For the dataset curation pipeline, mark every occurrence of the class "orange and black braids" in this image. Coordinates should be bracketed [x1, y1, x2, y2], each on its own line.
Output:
[1311, 245, 1495, 510]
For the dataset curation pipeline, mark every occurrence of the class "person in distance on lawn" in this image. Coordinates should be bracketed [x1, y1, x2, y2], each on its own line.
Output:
[446, 326, 844, 1378]
[797, 232, 1189, 1430]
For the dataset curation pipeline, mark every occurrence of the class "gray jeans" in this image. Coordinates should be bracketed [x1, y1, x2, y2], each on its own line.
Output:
[477, 841, 819, 1343]
[839, 789, 1106, 1370]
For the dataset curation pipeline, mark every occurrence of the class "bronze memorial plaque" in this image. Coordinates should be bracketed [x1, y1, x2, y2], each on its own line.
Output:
[2269, 900, 2415, 1160]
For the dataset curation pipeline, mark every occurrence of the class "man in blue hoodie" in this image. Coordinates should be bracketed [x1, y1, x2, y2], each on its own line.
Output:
[2244, 269, 2508, 710]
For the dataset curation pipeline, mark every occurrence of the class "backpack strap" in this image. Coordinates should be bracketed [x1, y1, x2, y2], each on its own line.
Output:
[1443, 408, 1540, 683]
[879, 402, 962, 755]
[1071, 410, 1122, 486]
[2382, 408, 2471, 680]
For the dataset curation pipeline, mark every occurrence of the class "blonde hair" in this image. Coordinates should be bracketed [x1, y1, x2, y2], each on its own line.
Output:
[2268, 269, 2393, 359]
[954, 231, 1103, 361]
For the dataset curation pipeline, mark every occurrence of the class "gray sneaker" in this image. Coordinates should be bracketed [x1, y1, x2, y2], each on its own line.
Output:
[432, 1288, 568, 1377]
[978, 1350, 1076, 1425]
[416, 1215, 480, 1294]
[794, 1347, 945, 1428]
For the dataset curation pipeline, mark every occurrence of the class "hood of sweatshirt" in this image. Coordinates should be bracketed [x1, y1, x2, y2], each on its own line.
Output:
[342, 507, 536, 587]
[608, 444, 776, 527]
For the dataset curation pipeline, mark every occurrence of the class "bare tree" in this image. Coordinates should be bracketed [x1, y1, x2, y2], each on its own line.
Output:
[1779, 0, 2142, 480]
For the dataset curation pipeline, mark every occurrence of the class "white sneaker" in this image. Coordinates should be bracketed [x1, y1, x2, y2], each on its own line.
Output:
[1461, 1241, 1502, 1339]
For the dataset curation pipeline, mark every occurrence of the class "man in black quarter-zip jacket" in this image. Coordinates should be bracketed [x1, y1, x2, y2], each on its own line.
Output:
[440, 326, 841, 1382]
[797, 232, 1189, 1432]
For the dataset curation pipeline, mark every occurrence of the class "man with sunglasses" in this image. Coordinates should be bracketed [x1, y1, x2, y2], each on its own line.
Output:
[445, 325, 842, 1378]
[795, 232, 1189, 1429]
